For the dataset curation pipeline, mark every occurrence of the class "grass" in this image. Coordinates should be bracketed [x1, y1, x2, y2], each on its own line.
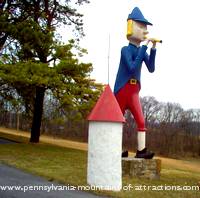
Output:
[0, 132, 88, 185]
[0, 131, 200, 198]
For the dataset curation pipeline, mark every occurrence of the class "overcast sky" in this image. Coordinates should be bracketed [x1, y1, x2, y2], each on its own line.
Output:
[60, 0, 200, 110]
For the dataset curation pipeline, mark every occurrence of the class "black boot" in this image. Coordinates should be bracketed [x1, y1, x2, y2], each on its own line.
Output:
[135, 148, 154, 159]
[122, 150, 128, 157]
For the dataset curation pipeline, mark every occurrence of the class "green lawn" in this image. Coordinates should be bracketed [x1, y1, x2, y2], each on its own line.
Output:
[0, 132, 200, 198]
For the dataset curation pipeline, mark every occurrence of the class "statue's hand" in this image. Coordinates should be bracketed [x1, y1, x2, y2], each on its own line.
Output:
[151, 40, 157, 49]
[144, 39, 150, 46]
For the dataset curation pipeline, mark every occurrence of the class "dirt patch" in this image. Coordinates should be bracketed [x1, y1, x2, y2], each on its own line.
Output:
[157, 156, 200, 173]
[0, 127, 199, 173]
[0, 127, 87, 151]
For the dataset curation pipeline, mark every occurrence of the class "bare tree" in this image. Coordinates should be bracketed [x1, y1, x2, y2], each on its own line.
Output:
[141, 96, 161, 127]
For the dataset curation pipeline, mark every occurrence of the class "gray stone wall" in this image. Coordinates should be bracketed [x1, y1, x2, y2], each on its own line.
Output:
[122, 158, 161, 179]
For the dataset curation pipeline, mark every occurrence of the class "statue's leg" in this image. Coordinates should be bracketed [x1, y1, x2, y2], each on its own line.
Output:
[127, 84, 154, 159]
[128, 85, 146, 151]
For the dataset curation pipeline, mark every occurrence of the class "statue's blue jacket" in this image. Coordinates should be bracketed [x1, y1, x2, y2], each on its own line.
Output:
[114, 43, 156, 94]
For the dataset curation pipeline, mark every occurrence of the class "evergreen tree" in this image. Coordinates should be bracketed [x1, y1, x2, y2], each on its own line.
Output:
[0, 0, 102, 142]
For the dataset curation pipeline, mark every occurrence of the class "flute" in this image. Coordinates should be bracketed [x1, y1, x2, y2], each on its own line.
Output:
[145, 37, 162, 43]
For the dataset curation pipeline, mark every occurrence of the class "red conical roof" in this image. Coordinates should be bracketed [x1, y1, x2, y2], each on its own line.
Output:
[88, 85, 125, 123]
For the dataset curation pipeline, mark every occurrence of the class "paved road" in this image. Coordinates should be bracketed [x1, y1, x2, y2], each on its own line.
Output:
[0, 164, 106, 198]
[0, 138, 18, 144]
[0, 138, 106, 198]
[0, 138, 105, 198]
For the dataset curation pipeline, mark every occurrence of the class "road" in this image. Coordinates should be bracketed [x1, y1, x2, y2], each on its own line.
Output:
[0, 137, 18, 144]
[0, 138, 105, 198]
[0, 163, 106, 198]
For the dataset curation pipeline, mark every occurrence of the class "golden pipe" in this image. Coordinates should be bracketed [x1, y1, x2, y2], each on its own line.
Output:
[145, 37, 162, 43]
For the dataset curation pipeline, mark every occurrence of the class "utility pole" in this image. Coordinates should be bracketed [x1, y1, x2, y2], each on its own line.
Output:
[107, 34, 110, 85]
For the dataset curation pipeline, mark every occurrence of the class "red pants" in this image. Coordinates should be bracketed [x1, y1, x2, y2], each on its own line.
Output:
[115, 82, 147, 131]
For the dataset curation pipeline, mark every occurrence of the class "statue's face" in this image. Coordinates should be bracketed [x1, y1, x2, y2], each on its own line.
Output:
[128, 20, 148, 42]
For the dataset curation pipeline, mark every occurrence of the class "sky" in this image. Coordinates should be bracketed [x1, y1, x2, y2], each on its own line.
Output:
[60, 0, 200, 110]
